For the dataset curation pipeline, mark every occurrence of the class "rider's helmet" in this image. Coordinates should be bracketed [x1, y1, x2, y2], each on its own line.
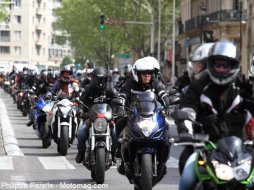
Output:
[207, 40, 240, 86]
[112, 68, 119, 75]
[40, 70, 48, 81]
[22, 67, 29, 78]
[91, 67, 108, 90]
[60, 67, 73, 83]
[132, 57, 155, 83]
[86, 68, 93, 80]
[188, 42, 214, 80]
[123, 64, 133, 78]
[47, 69, 56, 84]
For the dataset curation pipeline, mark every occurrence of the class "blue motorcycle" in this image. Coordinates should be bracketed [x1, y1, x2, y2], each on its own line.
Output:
[118, 91, 170, 190]
[33, 97, 54, 148]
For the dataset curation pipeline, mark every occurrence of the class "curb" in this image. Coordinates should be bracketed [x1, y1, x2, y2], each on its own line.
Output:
[0, 99, 24, 156]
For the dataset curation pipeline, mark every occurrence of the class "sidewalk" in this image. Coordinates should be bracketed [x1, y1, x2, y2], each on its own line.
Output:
[0, 125, 5, 156]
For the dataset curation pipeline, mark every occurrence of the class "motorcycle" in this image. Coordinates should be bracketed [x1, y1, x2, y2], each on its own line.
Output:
[174, 135, 254, 189]
[117, 91, 170, 190]
[172, 110, 254, 190]
[33, 97, 54, 148]
[76, 96, 116, 184]
[50, 98, 78, 156]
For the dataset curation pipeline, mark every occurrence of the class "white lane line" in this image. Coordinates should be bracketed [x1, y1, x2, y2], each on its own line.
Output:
[0, 157, 14, 170]
[0, 99, 24, 156]
[38, 156, 75, 170]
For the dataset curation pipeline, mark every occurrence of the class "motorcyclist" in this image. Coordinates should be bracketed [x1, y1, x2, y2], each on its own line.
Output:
[80, 68, 93, 88]
[115, 64, 133, 91]
[174, 40, 254, 190]
[15, 67, 30, 90]
[26, 69, 55, 127]
[50, 67, 79, 140]
[75, 67, 118, 163]
[51, 67, 79, 99]
[175, 42, 215, 94]
[114, 56, 171, 174]
[177, 42, 215, 174]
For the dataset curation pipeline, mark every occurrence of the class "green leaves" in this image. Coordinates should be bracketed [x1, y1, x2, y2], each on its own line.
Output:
[53, 0, 178, 66]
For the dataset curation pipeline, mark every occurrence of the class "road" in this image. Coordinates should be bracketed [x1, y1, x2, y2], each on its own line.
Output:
[0, 89, 181, 190]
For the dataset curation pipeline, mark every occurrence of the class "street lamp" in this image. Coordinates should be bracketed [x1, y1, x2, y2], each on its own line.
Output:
[157, 0, 161, 62]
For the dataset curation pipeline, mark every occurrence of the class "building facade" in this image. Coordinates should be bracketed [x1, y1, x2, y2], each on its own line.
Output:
[0, 0, 72, 72]
[177, 0, 248, 75]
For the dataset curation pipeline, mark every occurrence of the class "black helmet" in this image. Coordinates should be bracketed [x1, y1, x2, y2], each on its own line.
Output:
[91, 67, 108, 90]
[207, 41, 240, 85]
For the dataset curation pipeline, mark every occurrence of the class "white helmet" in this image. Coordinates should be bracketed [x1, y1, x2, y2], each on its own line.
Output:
[188, 42, 214, 80]
[133, 57, 155, 82]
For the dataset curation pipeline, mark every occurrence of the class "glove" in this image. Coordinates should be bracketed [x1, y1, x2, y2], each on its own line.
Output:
[176, 120, 194, 141]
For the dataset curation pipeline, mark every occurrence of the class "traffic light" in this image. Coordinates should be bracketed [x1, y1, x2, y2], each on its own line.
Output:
[100, 14, 105, 30]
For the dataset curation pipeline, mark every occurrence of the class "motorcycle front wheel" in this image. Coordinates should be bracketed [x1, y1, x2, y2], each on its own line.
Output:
[95, 147, 106, 184]
[139, 153, 153, 190]
[59, 125, 69, 156]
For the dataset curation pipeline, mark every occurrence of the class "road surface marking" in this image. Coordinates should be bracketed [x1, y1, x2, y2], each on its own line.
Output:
[38, 156, 75, 170]
[0, 156, 13, 170]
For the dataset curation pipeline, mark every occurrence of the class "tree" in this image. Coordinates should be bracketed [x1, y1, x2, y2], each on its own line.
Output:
[53, 0, 179, 66]
[61, 56, 73, 67]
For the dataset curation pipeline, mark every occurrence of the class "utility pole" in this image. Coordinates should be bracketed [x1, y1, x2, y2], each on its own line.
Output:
[157, 0, 161, 62]
[172, 0, 176, 84]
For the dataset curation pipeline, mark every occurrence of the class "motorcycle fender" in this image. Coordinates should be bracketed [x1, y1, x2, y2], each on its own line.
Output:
[57, 122, 71, 138]
[96, 141, 105, 148]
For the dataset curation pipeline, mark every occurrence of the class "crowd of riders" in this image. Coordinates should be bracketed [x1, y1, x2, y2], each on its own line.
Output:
[1, 39, 254, 189]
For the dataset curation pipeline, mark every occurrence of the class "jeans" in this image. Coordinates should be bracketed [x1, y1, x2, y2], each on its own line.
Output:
[179, 152, 197, 190]
[77, 120, 117, 154]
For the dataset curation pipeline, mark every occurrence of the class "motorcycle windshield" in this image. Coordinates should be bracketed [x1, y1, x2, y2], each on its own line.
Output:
[137, 92, 156, 117]
[89, 103, 112, 121]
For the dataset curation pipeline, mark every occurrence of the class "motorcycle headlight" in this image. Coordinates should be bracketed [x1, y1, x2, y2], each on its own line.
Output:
[211, 160, 233, 181]
[93, 118, 108, 133]
[42, 104, 52, 113]
[59, 106, 72, 116]
[137, 119, 157, 137]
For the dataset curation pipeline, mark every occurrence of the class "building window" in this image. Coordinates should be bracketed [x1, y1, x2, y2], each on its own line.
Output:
[13, 31, 21, 40]
[15, 0, 21, 8]
[14, 46, 21, 55]
[0, 46, 10, 54]
[0, 31, 10, 42]
[14, 15, 21, 24]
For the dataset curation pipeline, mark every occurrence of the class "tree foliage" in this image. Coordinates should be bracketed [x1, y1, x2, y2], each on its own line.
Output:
[53, 0, 180, 68]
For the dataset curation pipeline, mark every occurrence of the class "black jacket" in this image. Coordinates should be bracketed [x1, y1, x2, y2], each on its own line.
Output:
[80, 83, 118, 112]
[180, 74, 252, 141]
[120, 78, 170, 108]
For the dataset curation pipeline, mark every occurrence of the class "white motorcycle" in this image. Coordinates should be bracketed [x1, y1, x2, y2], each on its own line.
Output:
[51, 98, 78, 155]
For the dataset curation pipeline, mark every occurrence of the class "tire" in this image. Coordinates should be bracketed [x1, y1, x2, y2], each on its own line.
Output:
[91, 171, 96, 181]
[40, 122, 51, 148]
[95, 147, 106, 184]
[140, 154, 153, 190]
[59, 125, 69, 156]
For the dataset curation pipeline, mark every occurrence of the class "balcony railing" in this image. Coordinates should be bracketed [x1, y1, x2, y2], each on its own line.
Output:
[185, 9, 247, 32]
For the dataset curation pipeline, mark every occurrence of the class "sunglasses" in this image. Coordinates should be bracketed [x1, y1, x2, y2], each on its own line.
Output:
[213, 61, 232, 69]
[140, 71, 153, 75]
